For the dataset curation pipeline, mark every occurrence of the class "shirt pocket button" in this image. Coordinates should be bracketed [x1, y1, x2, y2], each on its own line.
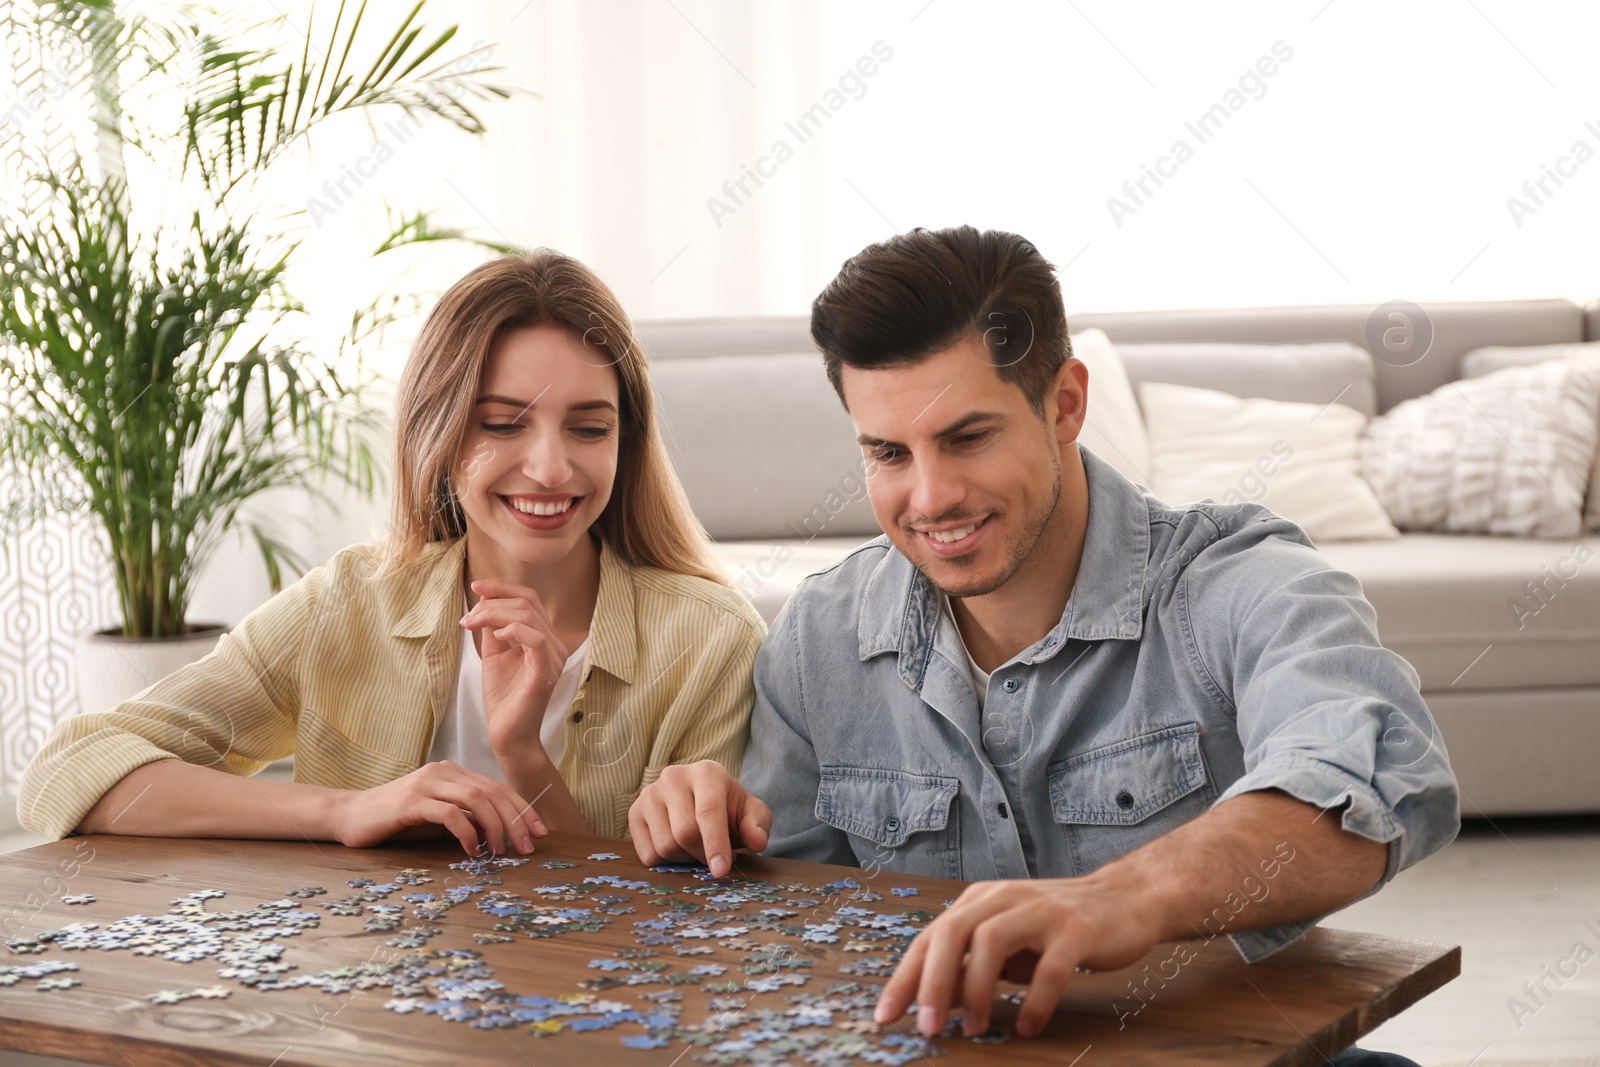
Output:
[884, 816, 901, 833]
[1116, 790, 1135, 810]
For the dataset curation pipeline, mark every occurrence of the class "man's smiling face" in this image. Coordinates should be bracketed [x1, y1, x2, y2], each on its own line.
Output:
[842, 333, 1082, 599]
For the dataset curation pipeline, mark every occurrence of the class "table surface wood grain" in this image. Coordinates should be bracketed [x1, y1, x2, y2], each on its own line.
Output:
[0, 832, 1459, 1066]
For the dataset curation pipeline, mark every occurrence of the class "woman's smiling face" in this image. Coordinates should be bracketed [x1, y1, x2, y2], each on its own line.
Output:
[453, 323, 621, 568]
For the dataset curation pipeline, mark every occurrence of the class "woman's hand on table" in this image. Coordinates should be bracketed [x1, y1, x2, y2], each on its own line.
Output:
[628, 759, 772, 878]
[332, 760, 547, 857]
[462, 577, 568, 757]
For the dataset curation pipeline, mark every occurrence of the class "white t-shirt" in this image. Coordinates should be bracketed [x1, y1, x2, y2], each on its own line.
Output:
[939, 592, 992, 710]
[427, 596, 590, 779]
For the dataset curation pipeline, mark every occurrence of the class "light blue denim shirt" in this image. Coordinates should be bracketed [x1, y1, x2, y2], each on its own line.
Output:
[740, 447, 1460, 962]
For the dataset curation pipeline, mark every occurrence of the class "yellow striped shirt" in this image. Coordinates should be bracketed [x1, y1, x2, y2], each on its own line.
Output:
[17, 536, 766, 841]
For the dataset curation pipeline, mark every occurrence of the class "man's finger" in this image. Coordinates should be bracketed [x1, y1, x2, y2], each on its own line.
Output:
[959, 911, 1035, 1035]
[911, 915, 975, 1036]
[876, 927, 930, 1024]
[1015, 946, 1077, 1038]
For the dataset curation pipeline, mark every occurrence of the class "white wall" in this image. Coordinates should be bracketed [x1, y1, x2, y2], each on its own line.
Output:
[272, 0, 1600, 339]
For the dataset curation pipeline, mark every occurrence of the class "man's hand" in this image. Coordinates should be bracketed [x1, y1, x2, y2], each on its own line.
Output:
[876, 874, 1162, 1039]
[628, 759, 773, 878]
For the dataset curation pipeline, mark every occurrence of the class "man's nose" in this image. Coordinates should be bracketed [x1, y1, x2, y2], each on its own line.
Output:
[907, 450, 966, 523]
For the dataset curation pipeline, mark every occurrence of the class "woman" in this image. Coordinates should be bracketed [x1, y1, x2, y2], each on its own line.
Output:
[17, 252, 766, 856]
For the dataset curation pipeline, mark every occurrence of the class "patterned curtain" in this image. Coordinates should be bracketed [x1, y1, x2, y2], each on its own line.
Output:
[0, 2, 113, 797]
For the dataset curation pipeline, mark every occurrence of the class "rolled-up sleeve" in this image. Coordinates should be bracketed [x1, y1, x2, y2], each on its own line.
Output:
[15, 567, 320, 840]
[1187, 517, 1461, 961]
[739, 601, 856, 866]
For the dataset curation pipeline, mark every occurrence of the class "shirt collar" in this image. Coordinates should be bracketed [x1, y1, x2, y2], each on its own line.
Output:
[389, 537, 468, 638]
[587, 537, 638, 685]
[388, 534, 637, 684]
[858, 445, 1150, 673]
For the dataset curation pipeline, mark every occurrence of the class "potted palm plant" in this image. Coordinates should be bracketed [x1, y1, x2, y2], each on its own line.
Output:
[0, 1, 514, 716]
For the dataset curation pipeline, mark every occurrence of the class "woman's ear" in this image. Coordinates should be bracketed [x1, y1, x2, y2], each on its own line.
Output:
[1053, 357, 1089, 446]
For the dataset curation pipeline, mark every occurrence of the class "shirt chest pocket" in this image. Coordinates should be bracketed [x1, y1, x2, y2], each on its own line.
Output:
[1047, 722, 1216, 877]
[815, 768, 962, 881]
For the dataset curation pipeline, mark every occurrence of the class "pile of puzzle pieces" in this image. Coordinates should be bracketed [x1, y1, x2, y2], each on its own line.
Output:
[5, 849, 1014, 1063]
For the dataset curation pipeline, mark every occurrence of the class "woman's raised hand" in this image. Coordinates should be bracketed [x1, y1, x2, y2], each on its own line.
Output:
[333, 760, 547, 856]
[461, 578, 569, 756]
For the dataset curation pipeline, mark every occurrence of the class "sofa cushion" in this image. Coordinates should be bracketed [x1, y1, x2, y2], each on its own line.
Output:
[1360, 359, 1600, 539]
[651, 353, 880, 542]
[1073, 298, 1584, 412]
[1070, 329, 1151, 486]
[1140, 382, 1397, 542]
[1318, 534, 1600, 690]
[1460, 342, 1600, 532]
[1116, 340, 1378, 418]
[713, 537, 875, 624]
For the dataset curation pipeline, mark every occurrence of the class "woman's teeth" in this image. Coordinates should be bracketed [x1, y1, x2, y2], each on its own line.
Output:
[506, 497, 574, 516]
[928, 523, 979, 544]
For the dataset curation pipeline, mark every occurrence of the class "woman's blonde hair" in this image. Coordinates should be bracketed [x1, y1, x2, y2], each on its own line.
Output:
[381, 251, 726, 585]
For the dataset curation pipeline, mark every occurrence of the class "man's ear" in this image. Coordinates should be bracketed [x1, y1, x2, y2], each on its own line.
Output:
[1052, 357, 1089, 446]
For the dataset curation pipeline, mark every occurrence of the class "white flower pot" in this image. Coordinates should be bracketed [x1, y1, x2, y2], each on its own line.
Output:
[72, 623, 229, 717]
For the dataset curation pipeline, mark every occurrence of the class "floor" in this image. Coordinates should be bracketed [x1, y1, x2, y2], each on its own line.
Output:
[0, 813, 1595, 1066]
[1323, 815, 1600, 1065]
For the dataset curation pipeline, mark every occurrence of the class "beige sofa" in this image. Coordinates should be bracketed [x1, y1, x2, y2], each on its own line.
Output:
[639, 299, 1600, 819]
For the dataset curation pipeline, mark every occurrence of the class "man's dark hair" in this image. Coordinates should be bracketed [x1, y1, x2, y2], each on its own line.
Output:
[810, 225, 1070, 414]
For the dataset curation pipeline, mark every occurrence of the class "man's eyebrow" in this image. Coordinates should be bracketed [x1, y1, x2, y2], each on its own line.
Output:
[856, 410, 1004, 449]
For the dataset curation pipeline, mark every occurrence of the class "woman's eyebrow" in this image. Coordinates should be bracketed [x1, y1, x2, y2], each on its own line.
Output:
[474, 394, 617, 414]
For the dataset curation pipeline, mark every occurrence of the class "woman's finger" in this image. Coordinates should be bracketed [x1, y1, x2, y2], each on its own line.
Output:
[424, 798, 482, 856]
[431, 781, 512, 856]
[491, 622, 563, 684]
[482, 788, 536, 854]
[643, 792, 691, 864]
[629, 797, 662, 867]
[463, 601, 555, 637]
[469, 582, 554, 626]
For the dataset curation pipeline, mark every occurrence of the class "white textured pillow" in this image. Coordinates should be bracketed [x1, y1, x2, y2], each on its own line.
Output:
[1069, 329, 1151, 486]
[1459, 343, 1600, 533]
[1141, 382, 1398, 542]
[1360, 359, 1600, 538]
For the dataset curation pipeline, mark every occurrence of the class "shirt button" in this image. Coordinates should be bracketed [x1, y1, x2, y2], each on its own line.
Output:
[1002, 678, 1020, 693]
[997, 803, 1009, 819]
[572, 710, 584, 723]
[884, 816, 901, 833]
[1116, 790, 1135, 810]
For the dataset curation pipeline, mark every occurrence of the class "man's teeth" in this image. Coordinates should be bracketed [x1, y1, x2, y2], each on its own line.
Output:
[927, 523, 979, 544]
[506, 497, 574, 516]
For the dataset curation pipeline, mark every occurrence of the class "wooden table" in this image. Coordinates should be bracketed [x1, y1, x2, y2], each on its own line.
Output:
[0, 833, 1458, 1066]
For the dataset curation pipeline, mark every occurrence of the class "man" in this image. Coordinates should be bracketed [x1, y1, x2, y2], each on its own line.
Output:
[627, 226, 1458, 1058]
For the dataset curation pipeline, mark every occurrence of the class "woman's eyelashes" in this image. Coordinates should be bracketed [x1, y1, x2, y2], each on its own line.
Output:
[477, 421, 615, 439]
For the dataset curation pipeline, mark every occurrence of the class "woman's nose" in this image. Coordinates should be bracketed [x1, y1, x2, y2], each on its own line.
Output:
[521, 427, 574, 487]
